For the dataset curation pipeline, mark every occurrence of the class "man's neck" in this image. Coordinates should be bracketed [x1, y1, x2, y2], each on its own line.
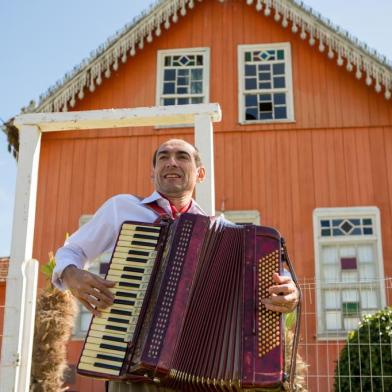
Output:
[159, 192, 192, 211]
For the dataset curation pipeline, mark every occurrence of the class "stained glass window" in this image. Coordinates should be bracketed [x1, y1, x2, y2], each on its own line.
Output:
[239, 44, 293, 123]
[157, 49, 209, 107]
[314, 207, 385, 338]
[320, 217, 374, 237]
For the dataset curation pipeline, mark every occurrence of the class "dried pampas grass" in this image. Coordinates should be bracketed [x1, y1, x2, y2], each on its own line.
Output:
[30, 288, 77, 392]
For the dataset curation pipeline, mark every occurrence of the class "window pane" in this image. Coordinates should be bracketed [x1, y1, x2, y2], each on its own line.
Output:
[191, 81, 203, 94]
[358, 245, 373, 263]
[245, 65, 256, 76]
[245, 95, 257, 106]
[326, 311, 342, 330]
[191, 69, 203, 80]
[245, 108, 258, 120]
[164, 69, 176, 81]
[163, 98, 175, 105]
[177, 86, 188, 94]
[178, 98, 189, 105]
[191, 97, 204, 104]
[178, 69, 189, 76]
[273, 93, 286, 105]
[324, 291, 340, 309]
[273, 63, 285, 74]
[245, 78, 257, 90]
[343, 317, 360, 331]
[274, 107, 287, 119]
[163, 82, 175, 94]
[322, 247, 338, 264]
[273, 77, 286, 88]
[360, 290, 378, 308]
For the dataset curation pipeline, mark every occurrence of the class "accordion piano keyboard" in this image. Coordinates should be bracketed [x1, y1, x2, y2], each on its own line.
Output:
[77, 223, 160, 377]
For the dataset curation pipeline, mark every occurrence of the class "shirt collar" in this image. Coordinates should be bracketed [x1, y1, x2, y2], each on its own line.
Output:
[139, 191, 207, 216]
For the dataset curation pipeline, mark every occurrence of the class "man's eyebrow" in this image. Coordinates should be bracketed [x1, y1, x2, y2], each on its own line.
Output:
[157, 149, 192, 156]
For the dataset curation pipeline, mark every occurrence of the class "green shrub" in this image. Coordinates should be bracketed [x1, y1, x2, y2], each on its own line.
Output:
[334, 307, 392, 391]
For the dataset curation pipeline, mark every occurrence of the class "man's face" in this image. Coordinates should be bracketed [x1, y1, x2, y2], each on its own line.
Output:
[152, 140, 205, 197]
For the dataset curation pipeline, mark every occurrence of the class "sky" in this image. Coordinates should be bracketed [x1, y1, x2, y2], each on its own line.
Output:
[1, 0, 392, 257]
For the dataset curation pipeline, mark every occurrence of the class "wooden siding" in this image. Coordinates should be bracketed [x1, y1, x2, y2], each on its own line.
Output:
[28, 1, 392, 390]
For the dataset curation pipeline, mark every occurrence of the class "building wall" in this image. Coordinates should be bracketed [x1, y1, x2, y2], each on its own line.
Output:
[29, 1, 392, 390]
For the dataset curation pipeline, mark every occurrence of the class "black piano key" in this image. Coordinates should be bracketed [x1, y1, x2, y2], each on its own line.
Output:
[126, 257, 149, 263]
[128, 250, 150, 257]
[135, 226, 160, 234]
[107, 317, 129, 325]
[100, 343, 127, 352]
[113, 299, 135, 306]
[97, 353, 124, 363]
[110, 308, 133, 317]
[122, 266, 144, 274]
[94, 362, 122, 371]
[102, 334, 127, 342]
[131, 240, 156, 248]
[115, 291, 137, 298]
[118, 281, 141, 288]
[133, 233, 159, 241]
[106, 325, 128, 333]
[121, 274, 142, 281]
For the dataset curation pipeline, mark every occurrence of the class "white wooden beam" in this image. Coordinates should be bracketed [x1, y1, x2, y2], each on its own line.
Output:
[194, 113, 215, 216]
[13, 104, 222, 132]
[0, 126, 41, 391]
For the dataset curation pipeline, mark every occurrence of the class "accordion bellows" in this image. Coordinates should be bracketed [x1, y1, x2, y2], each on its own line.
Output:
[77, 213, 287, 390]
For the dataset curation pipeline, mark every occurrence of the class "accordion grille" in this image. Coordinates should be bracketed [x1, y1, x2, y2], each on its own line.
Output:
[257, 249, 281, 358]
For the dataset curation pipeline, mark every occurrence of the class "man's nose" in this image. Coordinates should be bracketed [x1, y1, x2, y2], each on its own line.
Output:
[165, 156, 178, 167]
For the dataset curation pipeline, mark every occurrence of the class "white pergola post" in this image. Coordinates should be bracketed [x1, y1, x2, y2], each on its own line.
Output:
[0, 104, 221, 392]
[0, 126, 41, 392]
[195, 114, 215, 216]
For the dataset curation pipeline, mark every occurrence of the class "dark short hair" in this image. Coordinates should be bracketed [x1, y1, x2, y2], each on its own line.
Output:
[152, 141, 203, 168]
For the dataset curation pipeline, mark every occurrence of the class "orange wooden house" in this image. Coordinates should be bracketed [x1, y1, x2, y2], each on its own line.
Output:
[3, 0, 392, 390]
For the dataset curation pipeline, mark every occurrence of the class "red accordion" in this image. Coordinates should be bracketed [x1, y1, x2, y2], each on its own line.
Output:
[77, 213, 300, 390]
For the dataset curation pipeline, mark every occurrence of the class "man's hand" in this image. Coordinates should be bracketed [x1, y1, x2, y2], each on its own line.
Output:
[261, 273, 299, 313]
[62, 265, 115, 316]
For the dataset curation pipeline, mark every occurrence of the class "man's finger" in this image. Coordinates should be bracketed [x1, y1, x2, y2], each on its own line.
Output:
[269, 284, 294, 295]
[263, 302, 292, 313]
[90, 278, 115, 302]
[85, 287, 113, 307]
[268, 293, 297, 305]
[272, 272, 291, 284]
[79, 298, 100, 316]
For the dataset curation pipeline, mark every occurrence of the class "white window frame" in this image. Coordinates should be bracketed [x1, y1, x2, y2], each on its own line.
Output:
[313, 206, 386, 340]
[238, 42, 295, 124]
[216, 210, 260, 225]
[156, 47, 210, 128]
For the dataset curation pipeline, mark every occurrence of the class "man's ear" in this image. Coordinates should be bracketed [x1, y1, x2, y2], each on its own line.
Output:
[197, 166, 206, 183]
[150, 168, 155, 183]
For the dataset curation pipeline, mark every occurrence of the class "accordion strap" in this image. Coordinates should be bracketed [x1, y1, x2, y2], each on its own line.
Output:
[281, 238, 302, 392]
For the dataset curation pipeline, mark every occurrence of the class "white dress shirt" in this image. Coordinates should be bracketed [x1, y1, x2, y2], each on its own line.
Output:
[53, 191, 207, 289]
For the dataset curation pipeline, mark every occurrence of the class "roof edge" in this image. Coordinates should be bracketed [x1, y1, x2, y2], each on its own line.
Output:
[23, 0, 392, 115]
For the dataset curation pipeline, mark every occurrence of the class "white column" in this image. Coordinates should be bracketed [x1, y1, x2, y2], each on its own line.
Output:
[194, 114, 215, 216]
[0, 125, 41, 392]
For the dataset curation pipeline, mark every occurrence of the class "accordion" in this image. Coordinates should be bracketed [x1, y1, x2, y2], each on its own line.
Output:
[77, 213, 300, 390]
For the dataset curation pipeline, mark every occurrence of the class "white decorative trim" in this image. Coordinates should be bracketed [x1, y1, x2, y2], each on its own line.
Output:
[23, 0, 392, 114]
[247, 0, 392, 99]
[313, 206, 386, 339]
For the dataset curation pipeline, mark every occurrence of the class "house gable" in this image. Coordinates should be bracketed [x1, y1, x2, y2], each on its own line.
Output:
[27, 0, 392, 116]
